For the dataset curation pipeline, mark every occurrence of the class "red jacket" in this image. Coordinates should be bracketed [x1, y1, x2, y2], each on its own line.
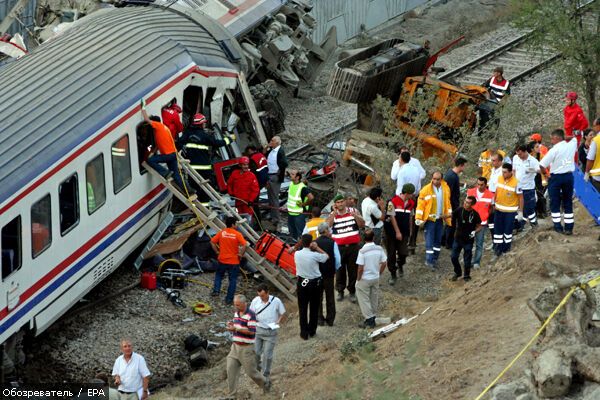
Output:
[227, 169, 259, 215]
[162, 104, 183, 140]
[467, 187, 494, 225]
[563, 103, 588, 144]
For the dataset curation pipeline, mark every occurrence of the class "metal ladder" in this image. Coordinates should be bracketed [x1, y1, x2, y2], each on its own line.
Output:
[142, 161, 297, 301]
[133, 211, 174, 270]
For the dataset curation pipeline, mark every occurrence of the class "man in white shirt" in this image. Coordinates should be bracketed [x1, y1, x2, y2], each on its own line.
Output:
[512, 143, 541, 229]
[249, 284, 286, 382]
[539, 129, 578, 234]
[355, 230, 387, 329]
[361, 187, 385, 245]
[294, 234, 329, 340]
[112, 339, 151, 400]
[391, 151, 422, 195]
[391, 147, 426, 253]
[265, 136, 288, 224]
[584, 119, 600, 192]
[486, 152, 503, 243]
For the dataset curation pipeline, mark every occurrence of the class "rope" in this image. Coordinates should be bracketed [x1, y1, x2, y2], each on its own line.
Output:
[473, 284, 579, 400]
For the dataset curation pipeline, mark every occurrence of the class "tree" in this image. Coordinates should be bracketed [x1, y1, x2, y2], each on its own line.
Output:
[510, 0, 600, 122]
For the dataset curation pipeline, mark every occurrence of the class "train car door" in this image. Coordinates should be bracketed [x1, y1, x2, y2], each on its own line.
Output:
[1, 216, 23, 312]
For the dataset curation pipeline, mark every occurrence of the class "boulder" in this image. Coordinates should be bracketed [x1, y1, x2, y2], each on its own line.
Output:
[490, 379, 531, 400]
[533, 349, 572, 398]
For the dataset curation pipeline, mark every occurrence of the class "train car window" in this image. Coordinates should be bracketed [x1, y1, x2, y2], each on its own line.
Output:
[112, 135, 132, 193]
[136, 121, 154, 175]
[59, 174, 79, 235]
[31, 195, 52, 258]
[86, 155, 106, 214]
[1, 216, 22, 280]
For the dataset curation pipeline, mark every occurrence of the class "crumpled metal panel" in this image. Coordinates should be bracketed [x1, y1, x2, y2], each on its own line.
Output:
[0, 0, 38, 38]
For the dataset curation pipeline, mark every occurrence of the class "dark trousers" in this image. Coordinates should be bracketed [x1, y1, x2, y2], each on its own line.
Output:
[548, 173, 574, 232]
[297, 277, 322, 338]
[424, 220, 444, 265]
[493, 211, 516, 255]
[451, 241, 473, 278]
[318, 275, 336, 324]
[592, 178, 600, 192]
[408, 216, 419, 249]
[384, 232, 408, 275]
[148, 152, 184, 188]
[287, 213, 307, 240]
[516, 189, 537, 229]
[335, 243, 359, 295]
[442, 225, 455, 249]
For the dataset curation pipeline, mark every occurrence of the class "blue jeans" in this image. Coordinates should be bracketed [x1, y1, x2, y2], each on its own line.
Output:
[148, 152, 184, 188]
[493, 211, 516, 255]
[451, 240, 473, 277]
[287, 213, 307, 239]
[424, 220, 444, 266]
[212, 262, 239, 303]
[548, 173, 574, 232]
[473, 225, 488, 265]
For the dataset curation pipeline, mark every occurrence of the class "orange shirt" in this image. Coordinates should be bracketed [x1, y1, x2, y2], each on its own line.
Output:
[211, 227, 247, 265]
[150, 120, 176, 155]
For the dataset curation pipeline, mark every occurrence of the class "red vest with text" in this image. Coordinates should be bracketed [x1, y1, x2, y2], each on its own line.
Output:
[331, 211, 361, 245]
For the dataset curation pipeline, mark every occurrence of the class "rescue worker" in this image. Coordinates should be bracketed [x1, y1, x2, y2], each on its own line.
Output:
[487, 152, 504, 243]
[361, 187, 385, 245]
[478, 145, 507, 181]
[246, 145, 269, 189]
[530, 136, 549, 218]
[540, 129, 578, 234]
[384, 183, 415, 284]
[266, 136, 288, 225]
[483, 66, 511, 103]
[493, 163, 523, 258]
[327, 194, 365, 303]
[303, 206, 326, 240]
[530, 133, 548, 159]
[563, 92, 589, 145]
[584, 121, 600, 192]
[179, 113, 234, 206]
[467, 177, 494, 269]
[415, 171, 452, 269]
[286, 170, 313, 239]
[161, 98, 183, 141]
[141, 101, 185, 190]
[227, 157, 260, 223]
[450, 195, 482, 282]
[512, 143, 541, 230]
[315, 223, 340, 327]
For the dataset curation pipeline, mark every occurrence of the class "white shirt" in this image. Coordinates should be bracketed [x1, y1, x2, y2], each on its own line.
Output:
[361, 197, 383, 229]
[391, 162, 422, 195]
[112, 352, 151, 397]
[488, 167, 502, 193]
[391, 158, 426, 193]
[267, 145, 280, 174]
[512, 154, 540, 190]
[587, 140, 600, 181]
[356, 242, 387, 280]
[294, 248, 328, 279]
[249, 295, 286, 329]
[540, 139, 577, 174]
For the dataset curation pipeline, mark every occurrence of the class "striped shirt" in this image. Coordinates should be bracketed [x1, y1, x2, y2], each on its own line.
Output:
[233, 309, 258, 344]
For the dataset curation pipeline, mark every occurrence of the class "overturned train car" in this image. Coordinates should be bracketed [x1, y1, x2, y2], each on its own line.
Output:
[0, 4, 266, 373]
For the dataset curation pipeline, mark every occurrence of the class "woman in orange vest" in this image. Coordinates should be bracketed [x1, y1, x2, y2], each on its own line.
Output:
[467, 177, 494, 268]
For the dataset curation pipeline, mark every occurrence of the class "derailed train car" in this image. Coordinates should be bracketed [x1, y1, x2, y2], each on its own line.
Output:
[0, 3, 268, 373]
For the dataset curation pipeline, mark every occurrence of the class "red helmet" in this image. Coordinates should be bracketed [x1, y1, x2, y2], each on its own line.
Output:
[566, 91, 578, 100]
[192, 113, 207, 125]
[530, 133, 542, 142]
[239, 156, 250, 165]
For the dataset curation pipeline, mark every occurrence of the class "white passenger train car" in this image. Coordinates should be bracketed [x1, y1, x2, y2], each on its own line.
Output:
[0, 3, 264, 363]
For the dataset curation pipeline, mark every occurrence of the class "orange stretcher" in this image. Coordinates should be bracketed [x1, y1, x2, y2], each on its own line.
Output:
[254, 232, 296, 276]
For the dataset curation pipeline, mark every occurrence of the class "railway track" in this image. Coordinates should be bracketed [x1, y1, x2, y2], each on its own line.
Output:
[439, 2, 597, 86]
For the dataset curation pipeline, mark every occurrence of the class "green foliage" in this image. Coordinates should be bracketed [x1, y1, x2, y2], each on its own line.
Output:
[339, 329, 375, 361]
[510, 0, 600, 121]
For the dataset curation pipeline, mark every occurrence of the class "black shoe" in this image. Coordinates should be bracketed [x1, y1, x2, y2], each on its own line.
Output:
[463, 276, 472, 282]
[450, 274, 460, 281]
[326, 320, 334, 327]
[554, 227, 564, 234]
[366, 317, 376, 328]
[300, 334, 308, 340]
[563, 230, 573, 236]
[263, 378, 271, 394]
[309, 331, 316, 338]
[317, 318, 325, 326]
[224, 300, 233, 306]
[336, 292, 344, 301]
[211, 292, 219, 297]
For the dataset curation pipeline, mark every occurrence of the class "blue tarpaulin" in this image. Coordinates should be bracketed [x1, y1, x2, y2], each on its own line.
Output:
[573, 168, 600, 225]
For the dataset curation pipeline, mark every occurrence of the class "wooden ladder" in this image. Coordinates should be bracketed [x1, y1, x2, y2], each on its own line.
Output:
[142, 161, 297, 301]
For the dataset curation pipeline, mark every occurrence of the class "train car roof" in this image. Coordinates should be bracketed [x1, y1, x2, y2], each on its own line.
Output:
[0, 5, 243, 208]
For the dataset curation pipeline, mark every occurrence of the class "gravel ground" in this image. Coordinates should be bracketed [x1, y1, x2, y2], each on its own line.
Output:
[20, 0, 582, 393]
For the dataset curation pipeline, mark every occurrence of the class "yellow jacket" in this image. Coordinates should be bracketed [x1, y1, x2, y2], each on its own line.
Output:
[416, 181, 452, 226]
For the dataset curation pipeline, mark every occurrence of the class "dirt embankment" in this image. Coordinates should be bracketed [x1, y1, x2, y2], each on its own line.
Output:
[154, 205, 599, 400]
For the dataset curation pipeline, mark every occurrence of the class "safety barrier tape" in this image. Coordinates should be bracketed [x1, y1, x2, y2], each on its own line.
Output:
[474, 275, 599, 400]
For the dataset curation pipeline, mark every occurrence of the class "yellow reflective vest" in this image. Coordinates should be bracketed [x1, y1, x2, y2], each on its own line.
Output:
[415, 181, 452, 226]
